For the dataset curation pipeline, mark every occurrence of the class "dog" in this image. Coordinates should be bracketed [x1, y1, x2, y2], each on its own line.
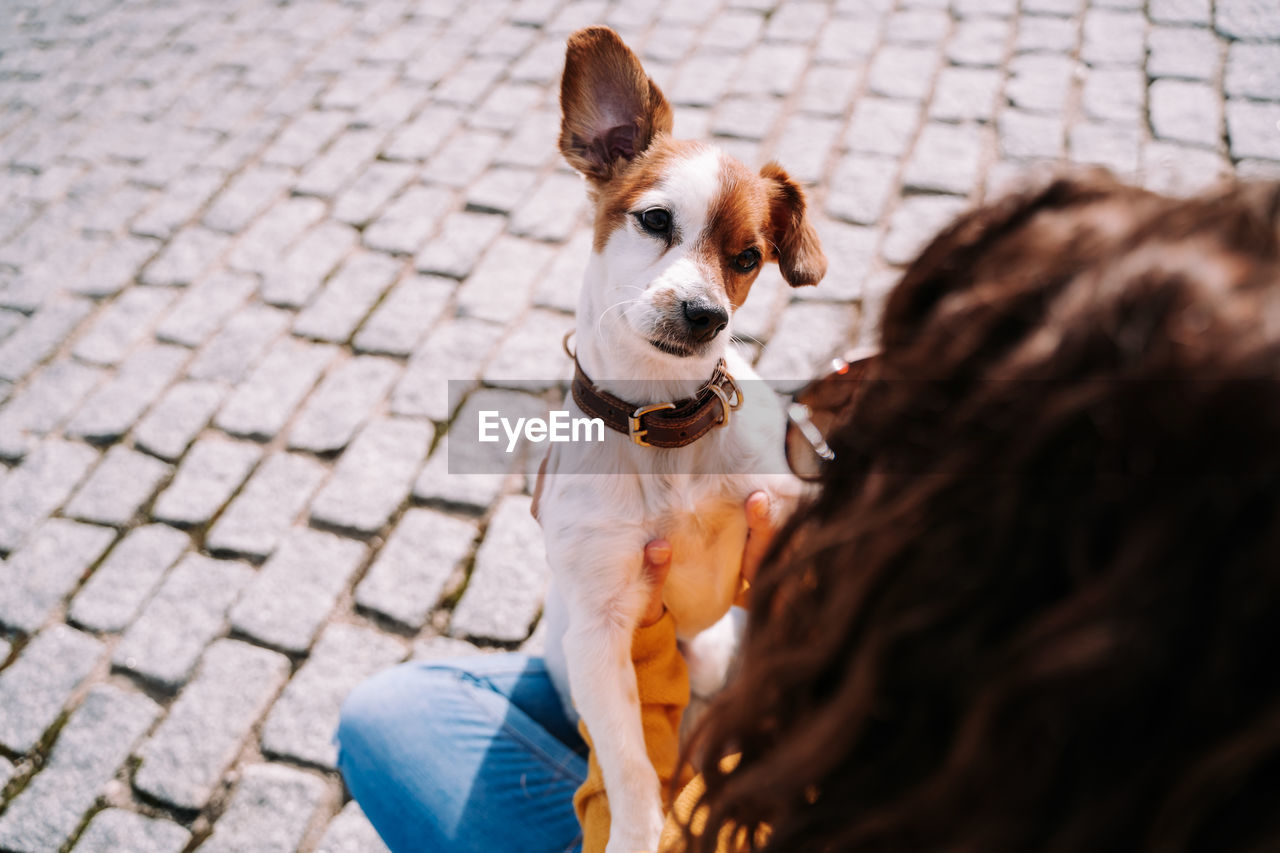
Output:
[536, 27, 826, 852]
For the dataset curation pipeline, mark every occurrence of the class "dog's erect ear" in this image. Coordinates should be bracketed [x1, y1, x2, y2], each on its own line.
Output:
[761, 162, 827, 287]
[559, 27, 673, 183]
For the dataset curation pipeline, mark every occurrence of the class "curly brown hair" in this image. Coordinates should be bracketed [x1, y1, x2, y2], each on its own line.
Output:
[683, 175, 1280, 852]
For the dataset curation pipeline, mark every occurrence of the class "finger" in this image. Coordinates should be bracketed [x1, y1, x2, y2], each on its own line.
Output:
[742, 491, 777, 585]
[639, 539, 672, 626]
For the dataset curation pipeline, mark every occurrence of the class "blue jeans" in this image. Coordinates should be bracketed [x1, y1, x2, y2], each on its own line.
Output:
[336, 654, 588, 853]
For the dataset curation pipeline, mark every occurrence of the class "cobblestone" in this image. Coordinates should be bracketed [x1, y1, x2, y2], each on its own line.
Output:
[352, 274, 454, 357]
[152, 437, 263, 528]
[230, 527, 368, 655]
[206, 452, 328, 560]
[415, 210, 507, 279]
[134, 640, 290, 811]
[357, 508, 479, 629]
[0, 625, 104, 754]
[0, 360, 104, 461]
[64, 444, 172, 527]
[288, 356, 402, 454]
[198, 763, 326, 853]
[0, 440, 100, 555]
[845, 97, 922, 157]
[140, 226, 232, 287]
[71, 809, 191, 853]
[314, 801, 391, 853]
[1225, 100, 1280, 162]
[154, 271, 257, 348]
[0, 298, 93, 383]
[185, 304, 291, 383]
[66, 343, 189, 443]
[113, 554, 254, 691]
[1147, 26, 1219, 82]
[0, 685, 159, 853]
[450, 495, 548, 643]
[1224, 43, 1280, 101]
[68, 524, 190, 633]
[391, 317, 506, 421]
[904, 123, 985, 195]
[310, 417, 433, 535]
[261, 623, 406, 767]
[215, 337, 338, 440]
[1150, 79, 1222, 149]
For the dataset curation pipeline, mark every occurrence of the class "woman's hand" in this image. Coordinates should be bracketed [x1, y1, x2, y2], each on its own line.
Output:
[639, 491, 781, 624]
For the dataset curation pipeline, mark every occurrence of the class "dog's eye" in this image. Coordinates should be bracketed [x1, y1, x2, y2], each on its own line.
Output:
[636, 208, 672, 235]
[732, 247, 761, 273]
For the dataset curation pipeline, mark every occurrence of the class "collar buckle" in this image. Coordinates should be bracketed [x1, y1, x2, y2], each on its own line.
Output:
[629, 401, 677, 446]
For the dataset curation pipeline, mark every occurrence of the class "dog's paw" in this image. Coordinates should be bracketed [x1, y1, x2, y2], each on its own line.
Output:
[683, 606, 747, 698]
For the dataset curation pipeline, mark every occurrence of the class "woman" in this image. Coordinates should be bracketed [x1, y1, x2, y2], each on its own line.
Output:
[339, 173, 1280, 852]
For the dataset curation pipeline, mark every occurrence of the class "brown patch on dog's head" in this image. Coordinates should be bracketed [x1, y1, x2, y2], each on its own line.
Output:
[698, 158, 777, 308]
[559, 27, 673, 184]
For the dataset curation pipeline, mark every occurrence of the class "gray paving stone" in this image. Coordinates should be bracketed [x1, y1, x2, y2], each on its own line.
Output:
[930, 67, 1002, 123]
[471, 83, 547, 134]
[333, 161, 419, 227]
[1216, 0, 1280, 39]
[227, 197, 328, 275]
[1150, 0, 1210, 25]
[352, 274, 454, 357]
[356, 508, 479, 629]
[1081, 67, 1145, 125]
[533, 229, 591, 313]
[131, 169, 225, 241]
[845, 97, 922, 157]
[66, 343, 189, 442]
[288, 356, 401, 454]
[112, 553, 253, 690]
[311, 417, 433, 535]
[203, 165, 293, 234]
[1142, 141, 1232, 195]
[155, 271, 257, 348]
[134, 640, 290, 811]
[67, 524, 189, 633]
[947, 18, 1011, 67]
[1081, 9, 1145, 66]
[262, 110, 350, 169]
[382, 105, 464, 162]
[450, 495, 547, 642]
[363, 185, 455, 257]
[140, 226, 232, 287]
[482, 310, 575, 391]
[205, 452, 329, 559]
[799, 65, 863, 117]
[294, 251, 404, 343]
[230, 527, 366, 654]
[455, 236, 556, 323]
[413, 212, 506, 281]
[1226, 100, 1280, 161]
[754, 301, 860, 388]
[1147, 26, 1220, 82]
[1006, 53, 1075, 113]
[261, 623, 405, 766]
[152, 437, 263, 527]
[421, 130, 505, 188]
[435, 56, 507, 107]
[0, 756, 13, 791]
[764, 0, 829, 40]
[1069, 121, 1141, 174]
[71, 809, 191, 853]
[509, 172, 588, 244]
[215, 337, 338, 440]
[296, 129, 385, 198]
[1015, 14, 1078, 52]
[0, 625, 103, 754]
[66, 236, 162, 299]
[1225, 43, 1280, 101]
[0, 359, 105, 461]
[903, 122, 984, 195]
[881, 194, 971, 266]
[711, 96, 784, 142]
[262, 221, 360, 309]
[799, 219, 878, 303]
[197, 763, 326, 853]
[954, 0, 1017, 15]
[315, 801, 391, 853]
[866, 44, 939, 101]
[0, 440, 100, 556]
[0, 297, 93, 383]
[1149, 79, 1222, 149]
[816, 16, 880, 63]
[413, 634, 489, 660]
[64, 445, 172, 526]
[412, 437, 509, 512]
[185, 303, 290, 385]
[391, 318, 506, 421]
[465, 167, 540, 215]
[773, 116, 843, 186]
[998, 109, 1065, 160]
[0, 685, 160, 853]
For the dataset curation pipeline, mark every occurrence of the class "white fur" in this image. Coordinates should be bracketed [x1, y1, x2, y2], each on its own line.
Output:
[540, 147, 803, 853]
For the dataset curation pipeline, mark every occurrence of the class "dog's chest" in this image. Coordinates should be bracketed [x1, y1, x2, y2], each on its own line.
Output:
[652, 486, 749, 639]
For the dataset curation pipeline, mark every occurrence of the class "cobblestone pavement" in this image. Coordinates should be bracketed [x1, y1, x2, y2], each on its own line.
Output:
[0, 0, 1277, 850]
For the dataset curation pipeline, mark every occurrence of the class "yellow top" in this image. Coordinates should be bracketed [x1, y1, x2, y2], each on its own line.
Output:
[573, 612, 752, 853]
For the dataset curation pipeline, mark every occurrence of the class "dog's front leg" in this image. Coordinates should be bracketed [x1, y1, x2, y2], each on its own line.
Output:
[562, 572, 666, 853]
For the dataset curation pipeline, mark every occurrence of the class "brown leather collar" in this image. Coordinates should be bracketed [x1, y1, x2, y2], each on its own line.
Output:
[571, 357, 744, 448]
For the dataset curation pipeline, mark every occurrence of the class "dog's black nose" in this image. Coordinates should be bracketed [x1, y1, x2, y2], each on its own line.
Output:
[682, 300, 728, 343]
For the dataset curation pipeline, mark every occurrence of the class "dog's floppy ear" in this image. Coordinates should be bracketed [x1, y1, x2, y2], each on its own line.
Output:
[761, 161, 827, 287]
[559, 27, 673, 183]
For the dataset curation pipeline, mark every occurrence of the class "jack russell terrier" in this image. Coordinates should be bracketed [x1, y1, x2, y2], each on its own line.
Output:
[535, 26, 826, 853]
